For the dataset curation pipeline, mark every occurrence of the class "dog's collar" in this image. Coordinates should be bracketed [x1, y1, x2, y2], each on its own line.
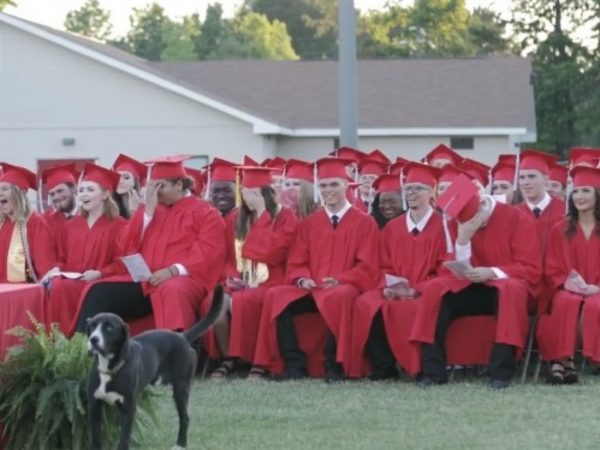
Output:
[98, 359, 125, 376]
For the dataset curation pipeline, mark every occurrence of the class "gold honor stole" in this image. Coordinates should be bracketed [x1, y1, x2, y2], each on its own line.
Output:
[6, 222, 26, 283]
[235, 238, 269, 288]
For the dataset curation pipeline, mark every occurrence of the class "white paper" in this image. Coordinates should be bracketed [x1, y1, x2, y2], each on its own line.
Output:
[121, 253, 152, 282]
[443, 260, 474, 279]
[385, 274, 410, 289]
[565, 269, 588, 294]
[47, 271, 83, 280]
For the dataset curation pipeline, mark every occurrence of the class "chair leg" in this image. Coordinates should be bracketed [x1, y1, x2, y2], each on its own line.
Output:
[533, 356, 542, 383]
[520, 315, 538, 384]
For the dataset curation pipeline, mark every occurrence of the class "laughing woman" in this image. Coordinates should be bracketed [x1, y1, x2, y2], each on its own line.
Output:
[537, 166, 600, 384]
[0, 163, 56, 283]
[210, 166, 298, 379]
[45, 164, 126, 334]
[112, 154, 146, 219]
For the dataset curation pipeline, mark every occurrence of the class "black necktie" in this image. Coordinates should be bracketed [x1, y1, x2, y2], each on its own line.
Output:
[332, 215, 339, 230]
[533, 207, 542, 219]
[411, 227, 419, 236]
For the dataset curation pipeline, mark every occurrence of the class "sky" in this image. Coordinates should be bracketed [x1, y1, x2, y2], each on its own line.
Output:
[5, 0, 511, 37]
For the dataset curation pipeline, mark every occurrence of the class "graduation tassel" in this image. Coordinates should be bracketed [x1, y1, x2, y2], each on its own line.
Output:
[203, 166, 211, 201]
[485, 168, 492, 195]
[235, 167, 242, 208]
[37, 177, 44, 214]
[400, 167, 407, 211]
[312, 163, 319, 204]
[512, 153, 520, 194]
[442, 213, 454, 254]
[367, 185, 373, 215]
[565, 173, 573, 215]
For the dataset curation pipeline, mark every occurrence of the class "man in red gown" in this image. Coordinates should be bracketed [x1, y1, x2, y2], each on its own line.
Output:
[74, 158, 226, 332]
[256, 157, 380, 381]
[411, 175, 541, 389]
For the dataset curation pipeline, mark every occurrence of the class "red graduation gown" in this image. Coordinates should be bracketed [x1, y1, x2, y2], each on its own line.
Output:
[0, 213, 56, 282]
[516, 197, 565, 312]
[254, 207, 380, 375]
[46, 215, 127, 332]
[44, 210, 71, 259]
[84, 196, 226, 331]
[537, 219, 600, 362]
[349, 212, 447, 377]
[410, 202, 542, 354]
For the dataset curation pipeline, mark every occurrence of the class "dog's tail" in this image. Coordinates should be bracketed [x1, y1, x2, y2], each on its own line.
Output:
[183, 284, 224, 344]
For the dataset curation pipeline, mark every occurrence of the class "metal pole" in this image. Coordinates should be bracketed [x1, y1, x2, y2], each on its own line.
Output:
[338, 0, 358, 148]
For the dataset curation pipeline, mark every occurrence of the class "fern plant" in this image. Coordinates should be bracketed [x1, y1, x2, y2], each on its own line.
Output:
[0, 313, 158, 450]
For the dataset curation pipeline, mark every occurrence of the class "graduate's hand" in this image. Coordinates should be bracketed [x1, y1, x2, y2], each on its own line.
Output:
[456, 213, 484, 245]
[81, 270, 102, 282]
[144, 180, 160, 217]
[226, 277, 248, 291]
[584, 284, 600, 296]
[128, 189, 141, 211]
[464, 267, 495, 283]
[149, 268, 172, 286]
[399, 288, 419, 300]
[242, 188, 266, 216]
[320, 277, 339, 289]
[383, 284, 410, 300]
[299, 278, 317, 290]
[41, 266, 60, 283]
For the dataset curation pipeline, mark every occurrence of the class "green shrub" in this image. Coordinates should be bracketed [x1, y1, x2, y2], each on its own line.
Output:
[0, 314, 157, 450]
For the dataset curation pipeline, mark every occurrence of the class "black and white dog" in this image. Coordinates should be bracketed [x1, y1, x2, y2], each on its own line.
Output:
[86, 285, 224, 450]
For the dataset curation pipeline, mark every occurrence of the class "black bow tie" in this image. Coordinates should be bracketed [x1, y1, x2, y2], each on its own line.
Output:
[533, 207, 542, 218]
[411, 227, 420, 236]
[331, 215, 339, 230]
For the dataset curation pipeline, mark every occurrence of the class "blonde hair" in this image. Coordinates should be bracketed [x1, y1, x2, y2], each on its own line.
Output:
[297, 180, 321, 218]
[0, 185, 32, 225]
[79, 190, 120, 220]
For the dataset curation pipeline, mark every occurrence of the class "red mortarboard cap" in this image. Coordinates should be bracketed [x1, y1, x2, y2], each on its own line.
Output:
[0, 162, 37, 191]
[358, 157, 388, 176]
[460, 158, 490, 186]
[498, 154, 517, 165]
[264, 157, 286, 172]
[81, 163, 120, 191]
[185, 167, 204, 195]
[439, 164, 467, 184]
[372, 174, 401, 193]
[424, 144, 464, 167]
[208, 158, 237, 182]
[436, 174, 480, 223]
[284, 159, 313, 183]
[42, 163, 78, 190]
[315, 157, 354, 180]
[404, 162, 440, 187]
[329, 146, 365, 162]
[389, 159, 409, 175]
[549, 163, 568, 185]
[113, 154, 147, 181]
[519, 149, 557, 175]
[243, 155, 260, 167]
[571, 166, 600, 189]
[568, 147, 600, 168]
[491, 161, 516, 183]
[237, 166, 276, 189]
[149, 155, 189, 180]
[367, 149, 390, 165]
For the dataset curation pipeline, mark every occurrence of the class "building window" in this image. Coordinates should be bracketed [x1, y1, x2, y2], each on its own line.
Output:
[450, 137, 474, 150]
[333, 137, 340, 149]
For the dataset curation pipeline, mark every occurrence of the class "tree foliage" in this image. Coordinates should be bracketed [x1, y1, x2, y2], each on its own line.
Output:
[0, 0, 15, 11]
[64, 0, 112, 41]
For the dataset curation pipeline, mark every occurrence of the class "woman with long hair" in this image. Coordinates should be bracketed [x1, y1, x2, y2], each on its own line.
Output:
[536, 166, 600, 384]
[210, 166, 298, 379]
[45, 164, 126, 334]
[279, 159, 321, 219]
[0, 163, 56, 282]
[111, 154, 146, 219]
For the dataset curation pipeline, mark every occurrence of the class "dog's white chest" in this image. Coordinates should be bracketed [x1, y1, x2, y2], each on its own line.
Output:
[94, 373, 124, 405]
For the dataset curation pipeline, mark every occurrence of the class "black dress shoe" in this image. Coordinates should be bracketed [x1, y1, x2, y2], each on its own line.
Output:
[489, 379, 511, 390]
[324, 366, 345, 383]
[271, 369, 307, 382]
[415, 376, 446, 388]
[368, 366, 400, 381]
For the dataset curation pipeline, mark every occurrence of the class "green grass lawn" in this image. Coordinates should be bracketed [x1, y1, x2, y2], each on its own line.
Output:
[136, 374, 600, 450]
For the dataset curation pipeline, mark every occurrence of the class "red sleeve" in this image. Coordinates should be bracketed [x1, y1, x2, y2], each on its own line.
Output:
[242, 208, 298, 266]
[99, 217, 128, 278]
[27, 213, 57, 277]
[544, 220, 570, 292]
[335, 216, 381, 293]
[285, 219, 313, 283]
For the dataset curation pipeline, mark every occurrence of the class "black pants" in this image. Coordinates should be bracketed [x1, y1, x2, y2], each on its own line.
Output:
[276, 295, 337, 373]
[366, 311, 397, 372]
[75, 282, 153, 333]
[421, 284, 516, 382]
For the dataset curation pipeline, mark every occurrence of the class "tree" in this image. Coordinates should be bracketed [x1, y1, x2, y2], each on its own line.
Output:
[467, 7, 511, 55]
[0, 0, 15, 11]
[512, 0, 595, 157]
[193, 3, 232, 60]
[228, 12, 298, 59]
[248, 0, 338, 59]
[160, 18, 198, 61]
[125, 3, 170, 60]
[64, 0, 112, 41]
